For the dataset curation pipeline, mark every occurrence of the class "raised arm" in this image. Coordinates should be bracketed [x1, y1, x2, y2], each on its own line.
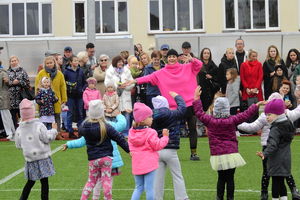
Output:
[286, 104, 300, 122]
[107, 124, 130, 153]
[147, 129, 169, 151]
[232, 104, 259, 125]
[237, 113, 267, 133]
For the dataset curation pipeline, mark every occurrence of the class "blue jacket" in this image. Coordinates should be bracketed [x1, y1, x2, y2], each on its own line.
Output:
[152, 95, 186, 149]
[63, 66, 85, 98]
[143, 63, 162, 96]
[67, 114, 126, 168]
[78, 118, 129, 161]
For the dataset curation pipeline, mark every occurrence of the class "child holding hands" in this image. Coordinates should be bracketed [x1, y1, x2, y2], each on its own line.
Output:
[193, 86, 262, 200]
[129, 102, 169, 200]
[15, 99, 57, 200]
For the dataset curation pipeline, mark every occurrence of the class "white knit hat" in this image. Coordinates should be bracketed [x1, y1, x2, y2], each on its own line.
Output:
[88, 100, 104, 119]
[213, 97, 230, 117]
[152, 95, 169, 109]
[105, 79, 117, 90]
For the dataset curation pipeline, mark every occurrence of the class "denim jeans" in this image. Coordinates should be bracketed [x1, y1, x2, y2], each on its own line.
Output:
[61, 111, 68, 131]
[121, 111, 131, 137]
[131, 170, 156, 200]
[43, 122, 52, 130]
[67, 97, 84, 133]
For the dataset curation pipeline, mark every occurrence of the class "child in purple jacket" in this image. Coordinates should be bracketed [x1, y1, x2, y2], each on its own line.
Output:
[193, 86, 263, 200]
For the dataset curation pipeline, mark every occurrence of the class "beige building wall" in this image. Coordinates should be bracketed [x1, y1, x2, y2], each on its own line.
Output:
[128, 0, 155, 52]
[53, 0, 73, 37]
[280, 0, 299, 32]
[204, 0, 223, 34]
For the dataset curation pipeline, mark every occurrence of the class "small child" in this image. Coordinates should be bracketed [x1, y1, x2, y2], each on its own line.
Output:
[257, 99, 295, 200]
[63, 111, 126, 200]
[238, 92, 300, 200]
[15, 99, 57, 200]
[129, 102, 169, 200]
[83, 77, 101, 111]
[193, 86, 261, 200]
[35, 77, 58, 130]
[151, 93, 189, 200]
[225, 68, 240, 115]
[79, 100, 129, 200]
[103, 80, 120, 121]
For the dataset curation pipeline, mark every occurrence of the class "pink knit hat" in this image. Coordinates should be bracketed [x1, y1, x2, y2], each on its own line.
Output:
[133, 102, 153, 123]
[264, 99, 285, 115]
[20, 99, 35, 121]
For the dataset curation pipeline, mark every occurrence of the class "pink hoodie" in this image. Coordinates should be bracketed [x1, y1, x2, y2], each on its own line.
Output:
[128, 127, 169, 175]
[83, 88, 102, 110]
[136, 58, 202, 109]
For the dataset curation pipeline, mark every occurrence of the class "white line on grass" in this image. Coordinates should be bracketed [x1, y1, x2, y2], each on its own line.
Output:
[0, 145, 62, 185]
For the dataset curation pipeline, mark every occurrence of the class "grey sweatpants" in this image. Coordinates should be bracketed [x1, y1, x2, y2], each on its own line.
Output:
[0, 110, 15, 138]
[154, 149, 188, 200]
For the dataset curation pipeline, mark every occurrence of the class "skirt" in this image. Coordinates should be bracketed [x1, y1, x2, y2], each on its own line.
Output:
[24, 157, 55, 181]
[40, 115, 55, 123]
[210, 153, 246, 171]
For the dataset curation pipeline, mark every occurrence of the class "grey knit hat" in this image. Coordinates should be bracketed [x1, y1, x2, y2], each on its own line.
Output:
[213, 97, 230, 118]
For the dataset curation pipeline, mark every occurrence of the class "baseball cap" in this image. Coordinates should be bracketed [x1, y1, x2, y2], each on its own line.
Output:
[64, 46, 72, 51]
[160, 44, 169, 50]
[182, 41, 191, 49]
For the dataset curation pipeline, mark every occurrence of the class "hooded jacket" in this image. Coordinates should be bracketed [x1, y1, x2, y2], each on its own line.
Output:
[83, 87, 101, 110]
[263, 117, 294, 176]
[217, 55, 238, 93]
[128, 127, 168, 175]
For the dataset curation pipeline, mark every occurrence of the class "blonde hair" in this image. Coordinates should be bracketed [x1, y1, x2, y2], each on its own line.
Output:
[9, 55, 19, 67]
[77, 51, 88, 61]
[225, 48, 234, 54]
[44, 56, 57, 69]
[87, 117, 107, 144]
[132, 120, 148, 129]
[139, 52, 151, 67]
[266, 45, 281, 65]
[248, 49, 258, 58]
[128, 55, 138, 65]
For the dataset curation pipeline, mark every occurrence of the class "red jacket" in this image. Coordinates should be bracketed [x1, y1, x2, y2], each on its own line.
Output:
[240, 60, 264, 101]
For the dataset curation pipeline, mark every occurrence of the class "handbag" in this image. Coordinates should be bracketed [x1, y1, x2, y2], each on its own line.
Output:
[247, 97, 258, 107]
[21, 86, 35, 100]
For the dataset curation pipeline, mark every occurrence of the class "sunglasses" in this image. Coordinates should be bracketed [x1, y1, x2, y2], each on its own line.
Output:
[100, 59, 107, 62]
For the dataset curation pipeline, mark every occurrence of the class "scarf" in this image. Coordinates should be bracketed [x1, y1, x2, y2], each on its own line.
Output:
[45, 66, 57, 80]
[105, 91, 116, 97]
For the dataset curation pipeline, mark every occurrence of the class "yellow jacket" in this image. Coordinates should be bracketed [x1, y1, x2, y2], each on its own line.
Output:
[35, 69, 67, 114]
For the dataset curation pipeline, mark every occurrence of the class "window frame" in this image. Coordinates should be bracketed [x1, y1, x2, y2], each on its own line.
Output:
[223, 0, 280, 31]
[0, 0, 53, 37]
[73, 0, 129, 36]
[147, 0, 205, 34]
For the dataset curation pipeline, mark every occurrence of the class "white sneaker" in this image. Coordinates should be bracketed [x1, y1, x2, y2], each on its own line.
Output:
[279, 196, 287, 200]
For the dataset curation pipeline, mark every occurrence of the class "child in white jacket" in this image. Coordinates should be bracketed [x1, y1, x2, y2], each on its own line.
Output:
[237, 92, 300, 200]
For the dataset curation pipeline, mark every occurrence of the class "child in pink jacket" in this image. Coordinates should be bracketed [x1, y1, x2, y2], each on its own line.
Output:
[83, 77, 101, 111]
[128, 102, 169, 200]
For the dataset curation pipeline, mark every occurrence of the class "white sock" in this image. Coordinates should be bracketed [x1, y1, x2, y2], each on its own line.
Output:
[279, 196, 287, 200]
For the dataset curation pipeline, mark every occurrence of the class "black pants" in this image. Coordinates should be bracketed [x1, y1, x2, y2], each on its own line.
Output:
[272, 176, 287, 198]
[230, 107, 239, 115]
[10, 108, 20, 129]
[217, 168, 236, 199]
[20, 178, 49, 200]
[185, 106, 197, 150]
[261, 147, 297, 193]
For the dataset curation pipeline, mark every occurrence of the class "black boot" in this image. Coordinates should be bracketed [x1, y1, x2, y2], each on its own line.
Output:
[260, 191, 268, 200]
[292, 187, 300, 200]
[216, 196, 223, 200]
[227, 197, 234, 200]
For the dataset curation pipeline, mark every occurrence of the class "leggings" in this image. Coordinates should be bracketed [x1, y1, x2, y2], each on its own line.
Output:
[20, 178, 49, 200]
[185, 106, 197, 150]
[217, 168, 236, 199]
[272, 176, 287, 198]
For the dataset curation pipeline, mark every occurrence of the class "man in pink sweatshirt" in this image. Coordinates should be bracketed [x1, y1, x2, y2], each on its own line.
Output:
[124, 49, 203, 161]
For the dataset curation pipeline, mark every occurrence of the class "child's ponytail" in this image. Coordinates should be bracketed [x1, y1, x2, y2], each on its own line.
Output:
[97, 117, 107, 144]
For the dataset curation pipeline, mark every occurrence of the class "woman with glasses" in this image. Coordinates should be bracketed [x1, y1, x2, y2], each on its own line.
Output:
[93, 54, 110, 95]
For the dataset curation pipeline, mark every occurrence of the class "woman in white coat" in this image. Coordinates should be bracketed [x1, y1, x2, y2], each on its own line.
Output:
[105, 55, 134, 136]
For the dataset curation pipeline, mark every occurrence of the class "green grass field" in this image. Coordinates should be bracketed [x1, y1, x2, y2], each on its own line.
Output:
[1, 136, 300, 200]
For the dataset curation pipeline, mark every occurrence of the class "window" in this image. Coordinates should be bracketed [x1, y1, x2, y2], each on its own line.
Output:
[0, 1, 52, 36]
[74, 0, 128, 34]
[224, 0, 279, 30]
[149, 0, 204, 32]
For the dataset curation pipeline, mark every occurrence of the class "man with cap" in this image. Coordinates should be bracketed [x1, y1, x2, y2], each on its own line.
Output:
[62, 46, 73, 71]
[160, 44, 169, 67]
[124, 48, 203, 161]
[181, 41, 195, 64]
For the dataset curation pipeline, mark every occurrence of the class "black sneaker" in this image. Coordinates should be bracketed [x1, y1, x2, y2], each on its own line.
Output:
[260, 191, 268, 200]
[190, 154, 200, 161]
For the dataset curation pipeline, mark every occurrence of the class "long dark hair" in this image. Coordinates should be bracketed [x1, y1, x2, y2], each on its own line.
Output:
[200, 48, 212, 62]
[286, 48, 300, 68]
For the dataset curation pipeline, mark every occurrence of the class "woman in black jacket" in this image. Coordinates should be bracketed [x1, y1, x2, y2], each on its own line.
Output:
[197, 48, 219, 111]
[217, 48, 238, 94]
[263, 45, 287, 100]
